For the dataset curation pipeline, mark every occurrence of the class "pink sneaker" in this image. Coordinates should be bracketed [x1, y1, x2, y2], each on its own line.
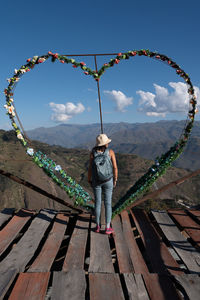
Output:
[95, 225, 100, 233]
[105, 227, 114, 235]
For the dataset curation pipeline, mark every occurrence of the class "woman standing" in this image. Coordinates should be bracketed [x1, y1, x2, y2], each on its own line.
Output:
[88, 134, 118, 234]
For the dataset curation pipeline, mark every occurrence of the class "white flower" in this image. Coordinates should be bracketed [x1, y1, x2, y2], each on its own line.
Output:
[14, 69, 18, 74]
[20, 69, 26, 74]
[55, 165, 62, 171]
[4, 105, 15, 116]
[17, 133, 23, 140]
[27, 148, 34, 156]
[7, 78, 11, 83]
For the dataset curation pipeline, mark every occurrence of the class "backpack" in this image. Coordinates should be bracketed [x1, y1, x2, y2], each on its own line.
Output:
[92, 148, 113, 183]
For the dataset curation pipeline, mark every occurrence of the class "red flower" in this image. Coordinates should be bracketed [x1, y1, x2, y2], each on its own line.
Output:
[48, 51, 53, 55]
[155, 55, 160, 59]
[168, 60, 171, 64]
[131, 51, 137, 56]
[26, 68, 30, 72]
[84, 71, 89, 75]
[115, 59, 120, 64]
[176, 69, 181, 74]
[73, 65, 77, 68]
[60, 60, 65, 64]
[143, 50, 147, 56]
[80, 62, 86, 66]
[54, 53, 58, 59]
[117, 53, 122, 56]
[27, 58, 31, 62]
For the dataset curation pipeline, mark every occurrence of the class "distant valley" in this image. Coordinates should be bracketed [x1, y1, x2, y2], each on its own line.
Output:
[27, 120, 200, 171]
[0, 129, 200, 211]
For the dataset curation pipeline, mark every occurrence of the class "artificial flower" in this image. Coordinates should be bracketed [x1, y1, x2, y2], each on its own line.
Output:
[17, 133, 23, 140]
[55, 165, 62, 171]
[27, 148, 34, 156]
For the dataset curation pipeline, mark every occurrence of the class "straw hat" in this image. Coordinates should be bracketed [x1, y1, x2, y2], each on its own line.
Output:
[95, 134, 112, 146]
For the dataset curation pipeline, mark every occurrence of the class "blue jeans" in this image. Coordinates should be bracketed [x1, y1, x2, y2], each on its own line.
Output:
[93, 178, 113, 227]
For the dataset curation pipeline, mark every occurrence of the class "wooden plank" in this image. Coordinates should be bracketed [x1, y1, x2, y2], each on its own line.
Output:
[112, 215, 134, 273]
[89, 273, 125, 300]
[63, 214, 90, 272]
[0, 269, 17, 300]
[88, 222, 114, 273]
[174, 274, 200, 300]
[0, 208, 15, 228]
[51, 270, 86, 300]
[168, 209, 200, 247]
[121, 211, 148, 274]
[123, 273, 150, 300]
[143, 274, 180, 300]
[28, 213, 68, 272]
[131, 209, 183, 275]
[0, 209, 34, 256]
[9, 272, 50, 300]
[0, 209, 56, 273]
[187, 209, 200, 224]
[152, 210, 200, 274]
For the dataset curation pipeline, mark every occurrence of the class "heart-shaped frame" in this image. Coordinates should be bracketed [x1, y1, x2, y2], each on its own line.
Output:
[4, 49, 197, 217]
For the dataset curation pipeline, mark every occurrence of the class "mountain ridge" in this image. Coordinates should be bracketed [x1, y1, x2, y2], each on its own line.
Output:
[0, 129, 200, 211]
[26, 120, 200, 170]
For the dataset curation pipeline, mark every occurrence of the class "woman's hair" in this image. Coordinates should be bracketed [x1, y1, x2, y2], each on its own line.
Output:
[93, 145, 107, 152]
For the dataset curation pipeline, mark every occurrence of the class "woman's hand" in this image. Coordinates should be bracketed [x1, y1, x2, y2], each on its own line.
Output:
[113, 178, 117, 187]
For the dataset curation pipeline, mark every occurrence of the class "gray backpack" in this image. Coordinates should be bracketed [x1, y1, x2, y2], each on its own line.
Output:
[92, 148, 113, 183]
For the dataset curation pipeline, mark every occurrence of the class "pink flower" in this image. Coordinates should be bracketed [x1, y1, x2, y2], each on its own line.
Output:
[27, 58, 31, 62]
[117, 53, 122, 56]
[48, 51, 53, 55]
[80, 62, 86, 66]
[168, 60, 171, 64]
[60, 60, 65, 63]
[84, 71, 89, 75]
[26, 68, 30, 72]
[131, 51, 137, 56]
[115, 59, 120, 64]
[73, 65, 77, 68]
[155, 55, 160, 59]
[38, 58, 46, 63]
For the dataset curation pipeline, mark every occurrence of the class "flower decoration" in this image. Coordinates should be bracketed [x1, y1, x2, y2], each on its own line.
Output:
[27, 148, 34, 156]
[4, 49, 197, 215]
[55, 165, 62, 171]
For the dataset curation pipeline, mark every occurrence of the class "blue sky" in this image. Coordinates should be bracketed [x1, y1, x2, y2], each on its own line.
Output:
[1, 0, 200, 130]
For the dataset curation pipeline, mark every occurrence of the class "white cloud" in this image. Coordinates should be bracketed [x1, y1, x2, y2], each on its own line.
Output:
[104, 90, 133, 112]
[49, 101, 85, 122]
[137, 82, 200, 117]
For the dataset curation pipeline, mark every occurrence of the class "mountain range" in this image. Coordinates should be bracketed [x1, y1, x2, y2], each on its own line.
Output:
[27, 120, 200, 170]
[0, 129, 200, 211]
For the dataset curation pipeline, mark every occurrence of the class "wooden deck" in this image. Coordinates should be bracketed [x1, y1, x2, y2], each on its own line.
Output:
[0, 207, 200, 299]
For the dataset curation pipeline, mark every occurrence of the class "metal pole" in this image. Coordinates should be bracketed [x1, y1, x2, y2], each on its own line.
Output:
[94, 56, 104, 134]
